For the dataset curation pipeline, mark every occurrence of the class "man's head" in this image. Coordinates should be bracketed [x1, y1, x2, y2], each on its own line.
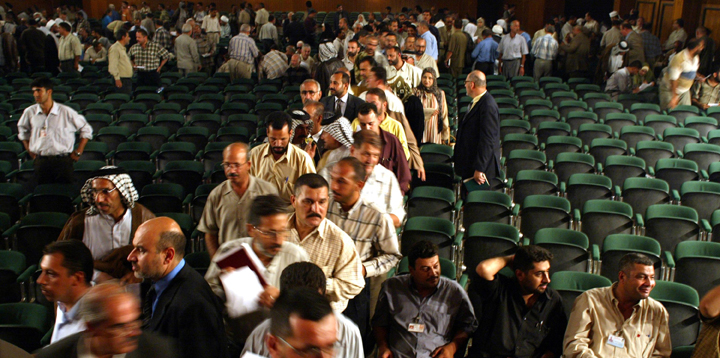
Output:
[358, 57, 376, 82]
[347, 39, 359, 58]
[247, 194, 292, 258]
[386, 45, 402, 68]
[620, 23, 633, 36]
[330, 157, 366, 207]
[366, 66, 387, 89]
[416, 37, 426, 54]
[356, 102, 381, 133]
[673, 18, 684, 30]
[127, 217, 186, 281]
[464, 70, 487, 97]
[321, 117, 354, 151]
[38, 240, 93, 303]
[403, 35, 416, 51]
[136, 28, 148, 45]
[513, 245, 553, 295]
[31, 77, 54, 106]
[365, 88, 388, 118]
[280, 261, 327, 294]
[80, 283, 142, 355]
[509, 20, 520, 35]
[408, 240, 441, 290]
[386, 33, 398, 48]
[300, 79, 322, 104]
[365, 35, 379, 54]
[617, 253, 656, 301]
[303, 100, 324, 129]
[627, 60, 642, 75]
[687, 37, 705, 56]
[572, 25, 582, 35]
[301, 44, 311, 59]
[182, 22, 192, 34]
[292, 174, 330, 229]
[329, 71, 349, 98]
[266, 288, 337, 358]
[266, 111, 294, 156]
[351, 130, 382, 176]
[696, 26, 709, 39]
[222, 143, 251, 185]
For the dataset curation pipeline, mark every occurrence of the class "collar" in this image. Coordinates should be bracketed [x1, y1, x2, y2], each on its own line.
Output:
[331, 195, 364, 215]
[260, 142, 293, 162]
[36, 101, 59, 116]
[337, 91, 349, 103]
[57, 292, 87, 325]
[289, 213, 328, 242]
[153, 259, 185, 296]
[509, 276, 552, 301]
[608, 282, 643, 309]
[471, 89, 487, 105]
[221, 176, 256, 197]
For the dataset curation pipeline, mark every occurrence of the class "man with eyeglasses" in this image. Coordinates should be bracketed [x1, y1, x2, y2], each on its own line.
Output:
[197, 143, 278, 258]
[58, 166, 155, 283]
[36, 282, 178, 358]
[204, 194, 309, 346]
[299, 79, 323, 104]
[127, 217, 227, 358]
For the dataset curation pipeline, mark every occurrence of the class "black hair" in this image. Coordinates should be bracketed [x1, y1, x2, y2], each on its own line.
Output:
[335, 156, 366, 183]
[513, 245, 553, 272]
[31, 77, 54, 91]
[357, 102, 378, 116]
[408, 240, 439, 268]
[247, 194, 291, 226]
[266, 111, 293, 132]
[43, 241, 94, 285]
[269, 287, 333, 338]
[279, 262, 327, 294]
[294, 173, 329, 195]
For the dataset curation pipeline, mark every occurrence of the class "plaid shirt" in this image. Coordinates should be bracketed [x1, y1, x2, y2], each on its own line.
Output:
[259, 50, 288, 80]
[641, 30, 663, 60]
[531, 34, 559, 61]
[228, 33, 258, 64]
[327, 197, 401, 278]
[153, 27, 173, 52]
[127, 41, 172, 70]
[360, 164, 406, 222]
[195, 34, 216, 69]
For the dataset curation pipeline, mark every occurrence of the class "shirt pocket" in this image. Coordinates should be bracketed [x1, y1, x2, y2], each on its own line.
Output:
[426, 312, 452, 335]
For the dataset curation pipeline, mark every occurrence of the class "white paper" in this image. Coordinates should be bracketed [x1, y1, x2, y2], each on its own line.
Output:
[637, 83, 653, 91]
[220, 267, 264, 318]
[241, 353, 267, 358]
[708, 103, 719, 107]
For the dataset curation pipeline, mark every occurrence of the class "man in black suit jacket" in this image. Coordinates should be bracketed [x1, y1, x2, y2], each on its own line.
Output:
[321, 71, 365, 122]
[35, 282, 178, 358]
[127, 217, 228, 358]
[453, 70, 501, 185]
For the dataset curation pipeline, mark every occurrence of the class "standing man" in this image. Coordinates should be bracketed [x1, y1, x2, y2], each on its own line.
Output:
[197, 142, 278, 258]
[228, 24, 259, 79]
[288, 173, 365, 312]
[497, 20, 528, 78]
[454, 70, 500, 187]
[600, 20, 623, 49]
[127, 29, 172, 88]
[621, 23, 645, 65]
[18, 77, 92, 184]
[373, 241, 478, 358]
[37, 240, 93, 343]
[560, 26, 591, 79]
[300, 79, 323, 104]
[321, 71, 365, 122]
[175, 23, 201, 76]
[127, 217, 228, 358]
[472, 29, 499, 75]
[19, 18, 46, 73]
[344, 39, 360, 71]
[108, 28, 133, 94]
[255, 3, 270, 28]
[249, 111, 316, 203]
[259, 15, 279, 49]
[386, 45, 422, 88]
[469, 246, 567, 358]
[659, 38, 704, 110]
[531, 24, 559, 82]
[417, 21, 438, 60]
[201, 8, 221, 44]
[564, 253, 671, 357]
[445, 20, 468, 77]
[56, 22, 82, 73]
[415, 37, 439, 74]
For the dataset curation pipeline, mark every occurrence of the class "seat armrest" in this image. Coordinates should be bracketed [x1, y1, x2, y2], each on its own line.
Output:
[664, 251, 675, 268]
[648, 166, 655, 177]
[702, 170, 709, 180]
[629, 147, 636, 156]
[559, 181, 566, 194]
[613, 185, 622, 199]
[17, 264, 37, 283]
[454, 231, 464, 247]
[671, 189, 680, 203]
[635, 213, 644, 229]
[459, 274, 468, 289]
[592, 244, 601, 262]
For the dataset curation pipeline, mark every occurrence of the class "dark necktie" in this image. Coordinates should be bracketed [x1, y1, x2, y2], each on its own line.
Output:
[142, 285, 157, 325]
[335, 98, 343, 117]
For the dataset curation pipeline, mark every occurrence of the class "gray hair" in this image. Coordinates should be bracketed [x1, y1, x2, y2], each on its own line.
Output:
[182, 23, 192, 33]
[302, 44, 311, 50]
[300, 79, 321, 90]
[467, 72, 486, 88]
[79, 283, 139, 325]
[240, 24, 252, 33]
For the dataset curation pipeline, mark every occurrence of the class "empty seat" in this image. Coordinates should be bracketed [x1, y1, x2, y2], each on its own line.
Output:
[588, 138, 627, 166]
[463, 191, 514, 227]
[654, 158, 700, 192]
[674, 241, 720, 298]
[662, 127, 701, 151]
[635, 141, 675, 168]
[527, 109, 560, 129]
[406, 186, 458, 222]
[502, 133, 538, 155]
[621, 177, 671, 217]
[603, 113, 637, 134]
[602, 155, 646, 188]
[534, 228, 591, 275]
[667, 105, 701, 125]
[592, 101, 624, 121]
[536, 121, 572, 143]
[684, 116, 718, 138]
[643, 204, 703, 252]
[504, 149, 546, 180]
[682, 143, 720, 172]
[566, 174, 613, 212]
[649, 281, 701, 347]
[463, 222, 519, 275]
[500, 119, 531, 139]
[578, 124, 613, 146]
[644, 114, 678, 135]
[630, 103, 662, 123]
[544, 136, 583, 163]
[550, 271, 612, 317]
[578, 200, 634, 247]
[509, 170, 559, 205]
[553, 152, 595, 184]
[518, 195, 572, 241]
[680, 181, 720, 222]
[599, 234, 663, 282]
[619, 126, 655, 150]
[401, 217, 458, 261]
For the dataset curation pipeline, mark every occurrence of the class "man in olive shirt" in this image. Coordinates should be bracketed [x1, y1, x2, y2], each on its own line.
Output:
[108, 29, 133, 94]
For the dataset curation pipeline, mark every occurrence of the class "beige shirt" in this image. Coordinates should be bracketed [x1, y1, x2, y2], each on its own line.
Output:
[196, 177, 278, 246]
[563, 284, 672, 358]
[58, 33, 82, 61]
[416, 53, 439, 75]
[386, 61, 422, 88]
[255, 8, 269, 26]
[288, 216, 365, 312]
[201, 15, 221, 32]
[108, 41, 133, 80]
[248, 143, 316, 203]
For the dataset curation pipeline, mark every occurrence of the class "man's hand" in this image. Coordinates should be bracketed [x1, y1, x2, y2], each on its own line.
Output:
[258, 285, 280, 308]
[362, 265, 367, 277]
[304, 140, 317, 158]
[417, 167, 426, 181]
[70, 152, 81, 161]
[115, 79, 123, 88]
[378, 345, 393, 358]
[668, 95, 679, 109]
[28, 151, 37, 159]
[431, 342, 457, 358]
[519, 66, 525, 76]
[473, 170, 487, 184]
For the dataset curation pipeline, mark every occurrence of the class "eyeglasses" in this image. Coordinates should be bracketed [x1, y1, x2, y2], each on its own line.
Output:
[221, 162, 248, 170]
[301, 90, 318, 95]
[91, 187, 118, 196]
[276, 335, 335, 357]
[253, 226, 291, 239]
[105, 319, 141, 337]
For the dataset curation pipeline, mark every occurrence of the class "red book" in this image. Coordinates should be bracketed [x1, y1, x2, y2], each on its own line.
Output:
[215, 244, 268, 287]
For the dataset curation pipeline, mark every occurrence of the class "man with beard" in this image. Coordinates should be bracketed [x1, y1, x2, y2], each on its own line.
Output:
[373, 241, 477, 358]
[343, 39, 359, 71]
[249, 111, 316, 203]
[321, 71, 365, 122]
[127, 217, 227, 358]
[386, 45, 421, 88]
[563, 253, 671, 358]
[469, 245, 567, 358]
[197, 143, 277, 258]
[692, 66, 720, 109]
[415, 37, 439, 77]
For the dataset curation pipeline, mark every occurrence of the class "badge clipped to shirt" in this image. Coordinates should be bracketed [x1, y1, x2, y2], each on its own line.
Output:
[40, 127, 47, 137]
[408, 316, 425, 333]
[607, 334, 625, 349]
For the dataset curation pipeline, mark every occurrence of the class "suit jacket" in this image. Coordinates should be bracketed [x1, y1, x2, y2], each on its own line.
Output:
[560, 32, 590, 73]
[320, 93, 365, 123]
[453, 92, 501, 181]
[175, 33, 201, 71]
[35, 331, 178, 358]
[143, 264, 228, 358]
[625, 31, 646, 65]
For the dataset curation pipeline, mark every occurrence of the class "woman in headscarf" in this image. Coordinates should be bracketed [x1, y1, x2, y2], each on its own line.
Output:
[413, 68, 449, 144]
[353, 14, 367, 29]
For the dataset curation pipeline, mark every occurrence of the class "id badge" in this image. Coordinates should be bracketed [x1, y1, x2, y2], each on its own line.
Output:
[607, 334, 625, 349]
[408, 323, 425, 333]
[40, 129, 47, 137]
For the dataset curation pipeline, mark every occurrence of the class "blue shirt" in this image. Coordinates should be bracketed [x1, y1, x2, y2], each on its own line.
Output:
[102, 15, 113, 29]
[472, 37, 499, 63]
[521, 32, 532, 51]
[152, 259, 186, 315]
[421, 31, 439, 60]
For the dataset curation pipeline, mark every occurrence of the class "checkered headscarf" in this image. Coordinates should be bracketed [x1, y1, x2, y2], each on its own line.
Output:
[323, 117, 354, 148]
[81, 166, 139, 215]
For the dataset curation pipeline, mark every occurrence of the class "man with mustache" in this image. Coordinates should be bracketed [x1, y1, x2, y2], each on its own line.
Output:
[564, 253, 671, 358]
[58, 166, 155, 283]
[35, 282, 177, 358]
[127, 217, 227, 358]
[373, 240, 477, 358]
[198, 142, 278, 259]
[321, 71, 365, 123]
[469, 245, 567, 358]
[249, 111, 317, 203]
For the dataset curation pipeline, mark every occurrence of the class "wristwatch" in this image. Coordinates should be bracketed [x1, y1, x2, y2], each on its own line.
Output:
[75, 151, 82, 156]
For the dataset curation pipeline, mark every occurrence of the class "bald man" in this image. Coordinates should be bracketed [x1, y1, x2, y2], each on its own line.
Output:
[197, 142, 278, 258]
[454, 70, 501, 188]
[127, 217, 227, 358]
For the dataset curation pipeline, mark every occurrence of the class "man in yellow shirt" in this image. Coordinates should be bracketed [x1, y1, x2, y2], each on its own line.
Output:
[351, 88, 409, 160]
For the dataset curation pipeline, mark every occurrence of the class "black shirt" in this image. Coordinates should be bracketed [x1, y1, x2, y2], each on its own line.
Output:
[468, 273, 567, 358]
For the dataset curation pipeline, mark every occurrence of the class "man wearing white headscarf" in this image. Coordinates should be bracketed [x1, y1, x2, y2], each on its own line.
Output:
[317, 117, 354, 172]
[58, 166, 156, 282]
[316, 39, 345, 95]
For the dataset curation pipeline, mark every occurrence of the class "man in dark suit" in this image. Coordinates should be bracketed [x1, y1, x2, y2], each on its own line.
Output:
[321, 70, 365, 121]
[453, 70, 501, 187]
[35, 282, 178, 358]
[127, 217, 228, 358]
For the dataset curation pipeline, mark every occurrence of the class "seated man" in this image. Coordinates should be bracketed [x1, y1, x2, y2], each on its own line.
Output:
[58, 166, 155, 282]
[692, 66, 720, 109]
[243, 262, 363, 358]
[373, 241, 478, 358]
[469, 245, 567, 358]
[693, 283, 720, 357]
[563, 253, 671, 358]
[127, 217, 227, 358]
[605, 60, 642, 100]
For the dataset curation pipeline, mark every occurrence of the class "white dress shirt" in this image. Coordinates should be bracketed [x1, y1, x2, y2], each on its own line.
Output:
[17, 102, 93, 156]
[51, 296, 87, 344]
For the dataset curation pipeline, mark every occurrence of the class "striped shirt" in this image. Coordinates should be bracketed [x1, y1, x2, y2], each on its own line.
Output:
[532, 34, 559, 61]
[228, 33, 259, 64]
[327, 197, 401, 277]
[360, 164, 406, 222]
[58, 33, 82, 61]
[259, 50, 289, 80]
[127, 41, 172, 70]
